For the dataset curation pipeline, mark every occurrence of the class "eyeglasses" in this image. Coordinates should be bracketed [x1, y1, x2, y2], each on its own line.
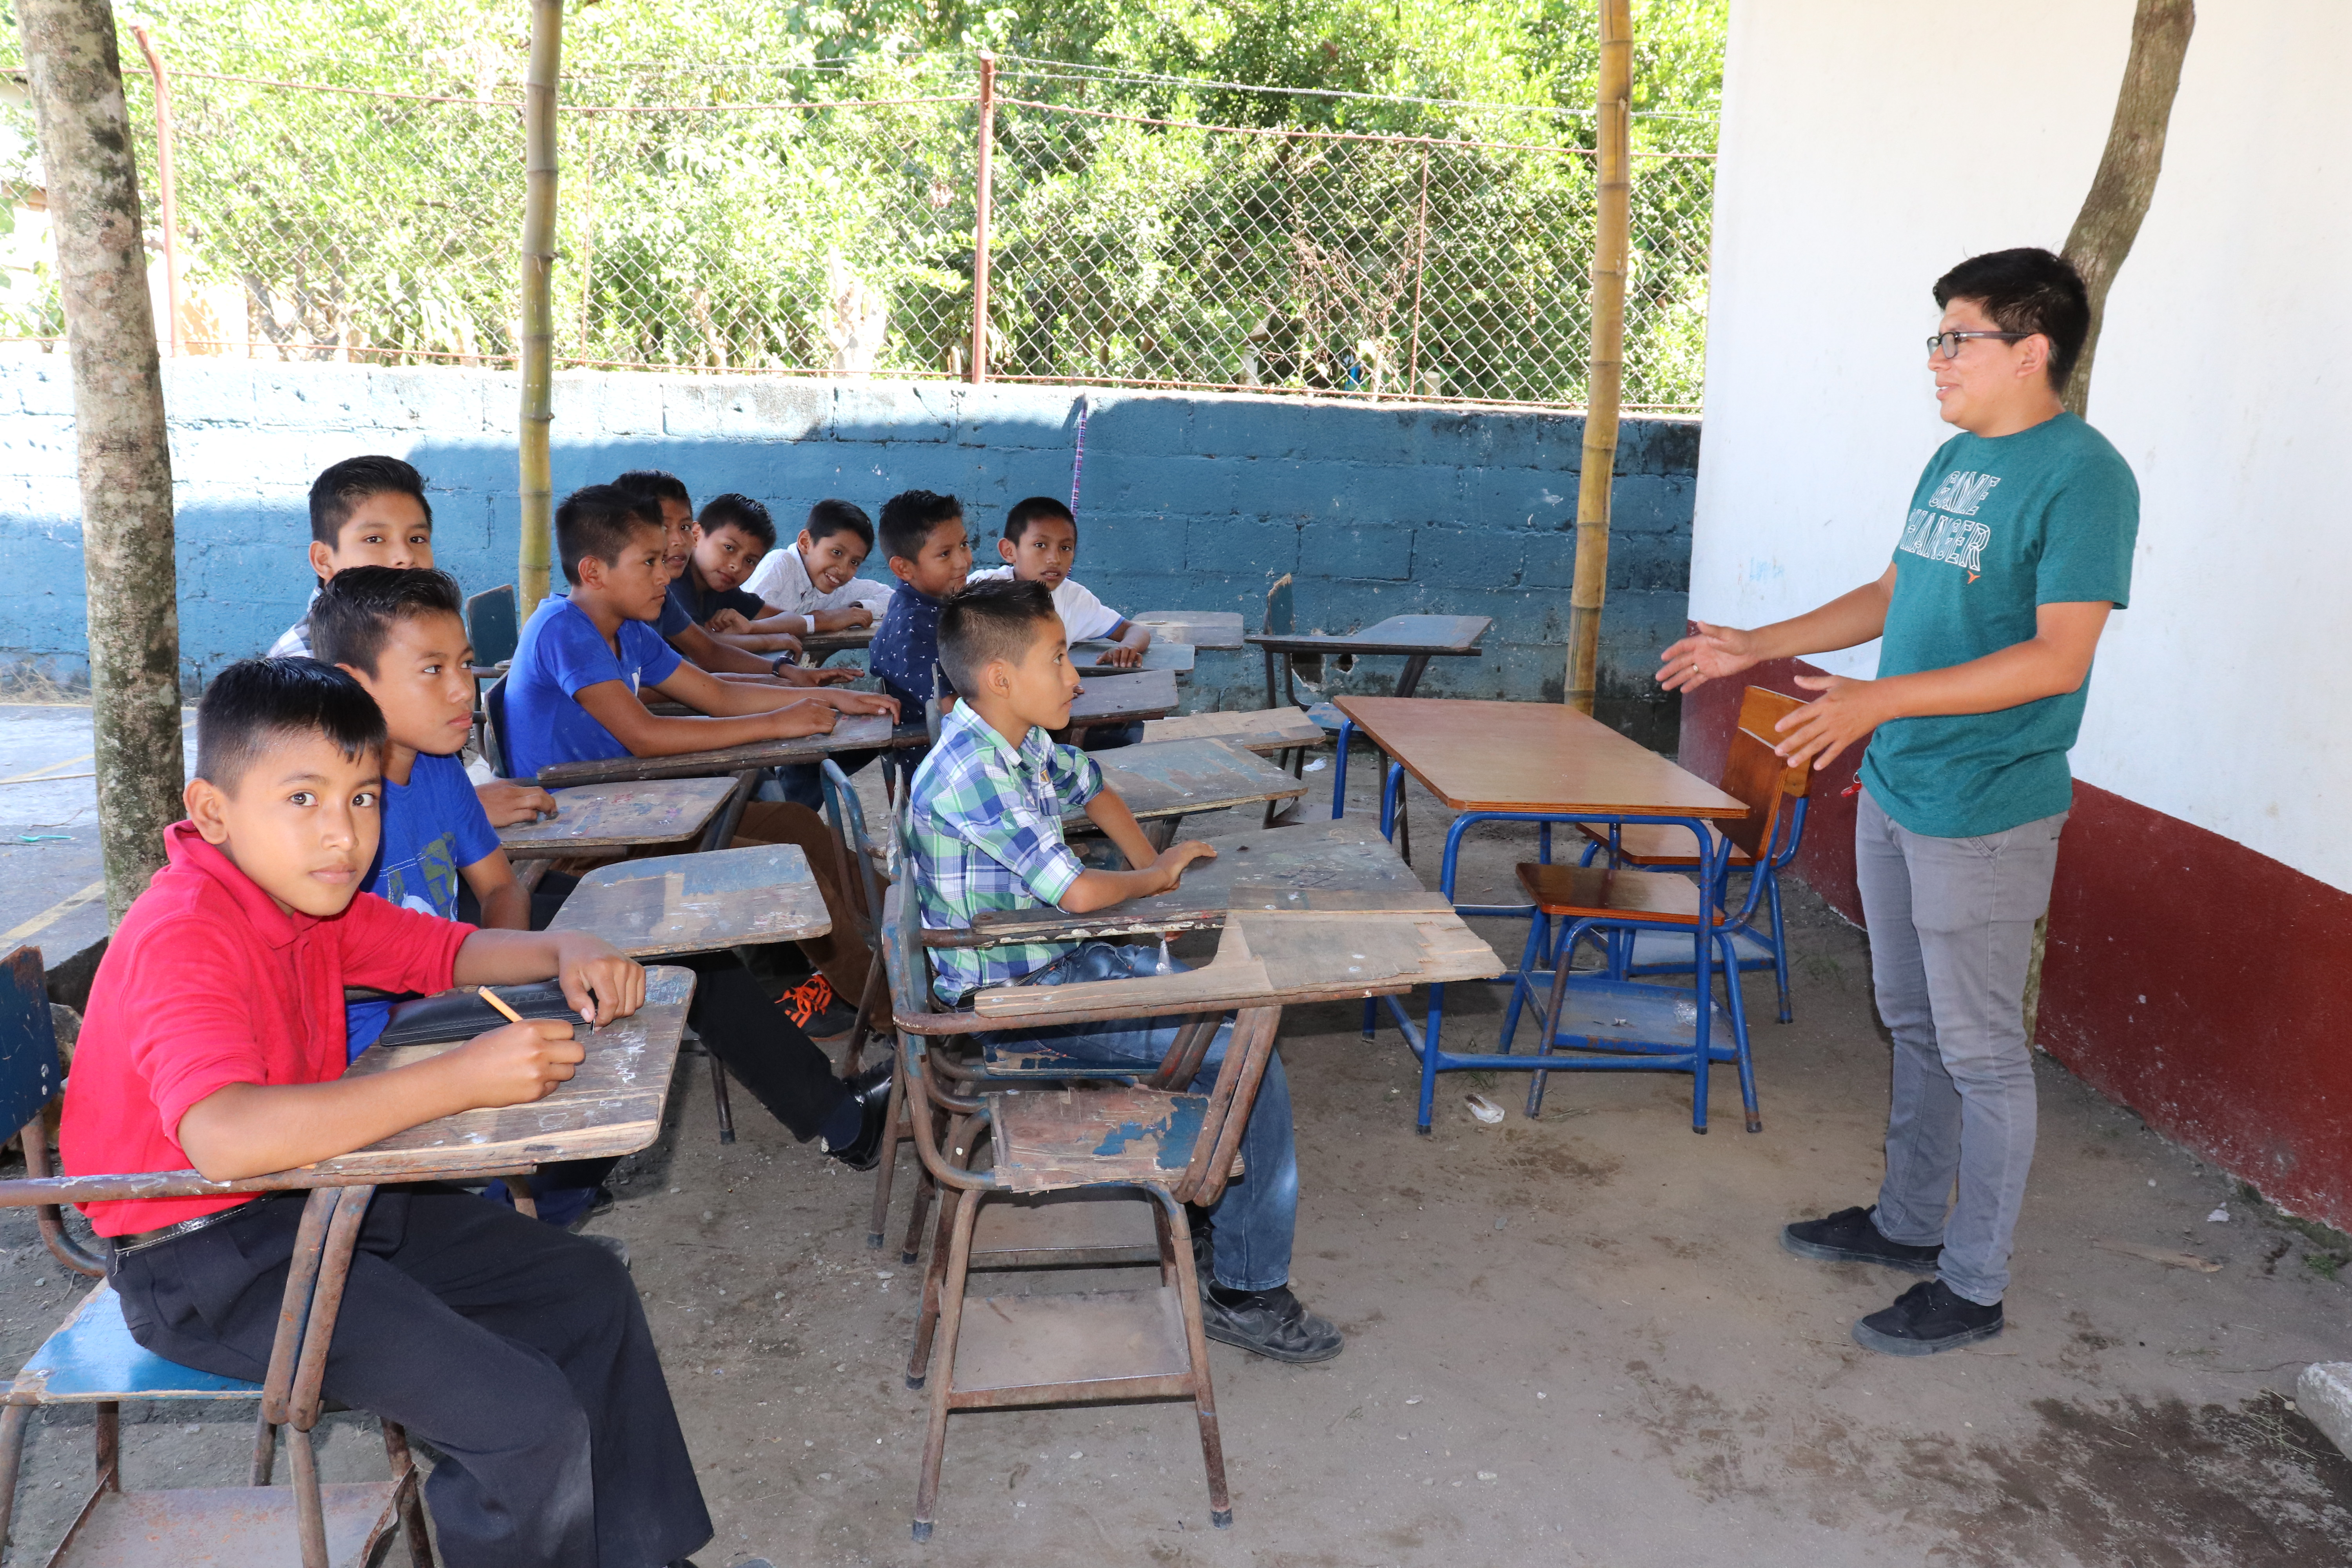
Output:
[1927, 330, 2030, 359]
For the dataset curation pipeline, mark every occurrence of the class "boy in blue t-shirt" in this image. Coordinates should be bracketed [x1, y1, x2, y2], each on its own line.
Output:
[501, 486, 897, 783]
[1661, 247, 2138, 1358]
[314, 565, 899, 1189]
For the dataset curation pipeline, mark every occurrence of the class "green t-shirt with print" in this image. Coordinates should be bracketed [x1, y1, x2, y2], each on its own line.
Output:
[1860, 411, 2138, 839]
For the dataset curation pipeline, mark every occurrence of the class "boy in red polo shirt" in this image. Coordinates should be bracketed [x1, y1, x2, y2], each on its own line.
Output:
[62, 658, 713, 1568]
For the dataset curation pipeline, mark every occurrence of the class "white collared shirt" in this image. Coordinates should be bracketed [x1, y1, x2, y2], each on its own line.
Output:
[964, 567, 1125, 643]
[743, 541, 894, 629]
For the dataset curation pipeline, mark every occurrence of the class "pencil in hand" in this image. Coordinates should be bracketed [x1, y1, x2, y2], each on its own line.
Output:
[477, 985, 525, 1025]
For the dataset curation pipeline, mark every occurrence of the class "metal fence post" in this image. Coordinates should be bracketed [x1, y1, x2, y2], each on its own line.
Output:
[1405, 141, 1431, 398]
[129, 27, 183, 356]
[969, 52, 996, 385]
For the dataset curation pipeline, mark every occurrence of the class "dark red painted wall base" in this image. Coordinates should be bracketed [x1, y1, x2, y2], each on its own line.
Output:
[1681, 662, 2352, 1232]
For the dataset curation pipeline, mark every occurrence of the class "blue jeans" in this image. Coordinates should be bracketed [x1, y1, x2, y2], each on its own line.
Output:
[985, 942, 1298, 1294]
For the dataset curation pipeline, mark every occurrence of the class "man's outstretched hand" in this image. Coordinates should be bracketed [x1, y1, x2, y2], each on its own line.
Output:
[1772, 673, 1886, 773]
[1658, 621, 1761, 693]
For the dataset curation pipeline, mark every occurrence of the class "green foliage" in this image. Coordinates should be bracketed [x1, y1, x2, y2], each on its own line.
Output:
[0, 0, 1724, 404]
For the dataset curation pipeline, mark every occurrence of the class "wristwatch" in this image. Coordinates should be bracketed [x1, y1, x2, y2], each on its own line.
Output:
[770, 653, 800, 675]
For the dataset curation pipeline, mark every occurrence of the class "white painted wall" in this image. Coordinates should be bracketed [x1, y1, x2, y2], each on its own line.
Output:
[1691, 0, 2352, 892]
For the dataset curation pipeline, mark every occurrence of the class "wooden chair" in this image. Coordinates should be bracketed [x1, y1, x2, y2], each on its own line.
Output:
[1576, 686, 1813, 1021]
[1495, 854, 1761, 1135]
[0, 945, 433, 1568]
[464, 584, 519, 669]
[880, 875, 1267, 1541]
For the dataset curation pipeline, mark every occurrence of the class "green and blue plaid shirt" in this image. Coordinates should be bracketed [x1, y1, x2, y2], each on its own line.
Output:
[906, 702, 1105, 1005]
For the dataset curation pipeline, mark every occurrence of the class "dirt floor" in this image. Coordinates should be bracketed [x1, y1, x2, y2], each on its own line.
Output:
[5, 755, 2352, 1567]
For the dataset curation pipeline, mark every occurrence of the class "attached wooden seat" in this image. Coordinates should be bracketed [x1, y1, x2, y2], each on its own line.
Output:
[1515, 862, 1704, 924]
[1578, 686, 1809, 868]
[1582, 819, 1753, 868]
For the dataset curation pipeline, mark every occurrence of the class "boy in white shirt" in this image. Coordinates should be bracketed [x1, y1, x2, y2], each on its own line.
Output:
[722, 499, 897, 647]
[968, 495, 1152, 749]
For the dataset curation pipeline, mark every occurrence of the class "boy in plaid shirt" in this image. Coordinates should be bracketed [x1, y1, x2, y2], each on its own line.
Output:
[903, 577, 1343, 1364]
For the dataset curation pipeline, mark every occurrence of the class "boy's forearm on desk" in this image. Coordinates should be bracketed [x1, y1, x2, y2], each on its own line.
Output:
[1081, 790, 1159, 872]
[176, 1070, 475, 1182]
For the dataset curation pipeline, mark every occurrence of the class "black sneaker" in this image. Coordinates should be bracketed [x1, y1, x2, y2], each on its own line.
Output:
[819, 1063, 894, 1171]
[1201, 1285, 1344, 1365]
[1852, 1278, 2003, 1356]
[779, 973, 858, 1040]
[1781, 1206, 1942, 1273]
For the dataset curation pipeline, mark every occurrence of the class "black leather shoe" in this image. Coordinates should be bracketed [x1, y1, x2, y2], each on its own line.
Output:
[1782, 1206, 1942, 1273]
[1852, 1278, 2003, 1356]
[820, 1064, 894, 1171]
[1201, 1285, 1345, 1365]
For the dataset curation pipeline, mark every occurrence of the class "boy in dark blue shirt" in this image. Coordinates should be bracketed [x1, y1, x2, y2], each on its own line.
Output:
[869, 489, 975, 748]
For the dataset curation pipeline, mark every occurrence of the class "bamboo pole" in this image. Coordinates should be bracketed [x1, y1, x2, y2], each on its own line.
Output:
[968, 53, 996, 386]
[16, 0, 185, 928]
[1563, 0, 1632, 716]
[516, 0, 563, 617]
[128, 26, 181, 357]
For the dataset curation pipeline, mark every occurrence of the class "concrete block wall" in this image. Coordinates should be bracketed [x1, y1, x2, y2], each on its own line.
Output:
[0, 356, 1698, 737]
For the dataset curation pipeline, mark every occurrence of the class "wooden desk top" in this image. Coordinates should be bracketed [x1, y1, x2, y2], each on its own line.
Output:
[1070, 639, 1196, 675]
[1064, 669, 1181, 726]
[952, 817, 1420, 947]
[497, 777, 738, 858]
[325, 965, 693, 1176]
[1132, 610, 1245, 649]
[1334, 696, 1747, 818]
[547, 843, 830, 957]
[1245, 614, 1491, 656]
[1142, 707, 1325, 754]
[964, 900, 1501, 1028]
[534, 714, 921, 786]
[799, 626, 877, 656]
[1075, 738, 1305, 826]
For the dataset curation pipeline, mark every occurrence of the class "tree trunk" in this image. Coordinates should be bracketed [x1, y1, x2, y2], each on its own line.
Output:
[516, 0, 562, 617]
[1563, 0, 1632, 715]
[2024, 0, 2194, 1047]
[18, 0, 184, 929]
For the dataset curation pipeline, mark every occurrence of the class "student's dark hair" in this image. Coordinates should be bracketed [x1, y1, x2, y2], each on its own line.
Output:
[877, 489, 964, 565]
[697, 493, 777, 550]
[309, 567, 466, 676]
[805, 498, 875, 550]
[309, 455, 431, 548]
[195, 657, 387, 791]
[613, 468, 691, 513]
[938, 577, 1059, 695]
[556, 484, 664, 586]
[1932, 247, 2093, 391]
[1004, 495, 1075, 543]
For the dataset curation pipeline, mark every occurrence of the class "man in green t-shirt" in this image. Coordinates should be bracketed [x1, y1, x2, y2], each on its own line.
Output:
[1662, 247, 2138, 1356]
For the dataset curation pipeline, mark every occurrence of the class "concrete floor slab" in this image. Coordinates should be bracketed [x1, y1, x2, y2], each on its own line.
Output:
[3, 748, 2347, 1565]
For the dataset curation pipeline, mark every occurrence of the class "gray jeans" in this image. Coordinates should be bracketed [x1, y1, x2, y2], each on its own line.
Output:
[1856, 788, 2067, 1305]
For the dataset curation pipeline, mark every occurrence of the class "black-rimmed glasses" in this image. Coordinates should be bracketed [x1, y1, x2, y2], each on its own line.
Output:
[1927, 330, 2030, 359]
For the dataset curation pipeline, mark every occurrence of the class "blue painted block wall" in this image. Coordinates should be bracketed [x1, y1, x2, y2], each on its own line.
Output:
[0, 358, 1696, 731]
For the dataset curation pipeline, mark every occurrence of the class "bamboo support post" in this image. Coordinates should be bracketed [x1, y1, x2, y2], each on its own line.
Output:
[968, 53, 996, 386]
[516, 0, 563, 617]
[128, 27, 181, 357]
[1564, 0, 1632, 716]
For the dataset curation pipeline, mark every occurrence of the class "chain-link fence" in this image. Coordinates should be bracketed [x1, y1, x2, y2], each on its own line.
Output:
[0, 49, 1715, 410]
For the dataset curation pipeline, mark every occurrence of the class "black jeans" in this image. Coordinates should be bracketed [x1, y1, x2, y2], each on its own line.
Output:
[111, 1186, 711, 1568]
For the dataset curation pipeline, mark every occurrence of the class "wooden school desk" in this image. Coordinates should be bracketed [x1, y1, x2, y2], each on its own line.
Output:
[1141, 707, 1325, 756]
[1069, 640, 1196, 675]
[1071, 739, 1305, 843]
[1245, 613, 1490, 710]
[0, 969, 691, 1568]
[1131, 610, 1245, 649]
[799, 626, 877, 659]
[533, 715, 925, 788]
[546, 843, 829, 959]
[496, 777, 739, 860]
[933, 817, 1422, 949]
[1330, 696, 1750, 1134]
[1059, 669, 1181, 729]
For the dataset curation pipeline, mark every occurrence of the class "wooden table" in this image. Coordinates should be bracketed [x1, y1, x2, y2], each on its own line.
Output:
[942, 817, 1422, 948]
[546, 843, 830, 958]
[1244, 613, 1489, 709]
[1131, 611, 1245, 650]
[1069, 640, 1196, 675]
[496, 778, 739, 860]
[533, 714, 923, 787]
[1061, 669, 1181, 729]
[1142, 707, 1325, 756]
[1073, 739, 1305, 840]
[1331, 696, 1750, 1133]
[799, 626, 877, 658]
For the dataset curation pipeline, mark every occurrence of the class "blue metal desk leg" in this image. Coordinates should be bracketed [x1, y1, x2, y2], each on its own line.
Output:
[1331, 720, 1355, 819]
